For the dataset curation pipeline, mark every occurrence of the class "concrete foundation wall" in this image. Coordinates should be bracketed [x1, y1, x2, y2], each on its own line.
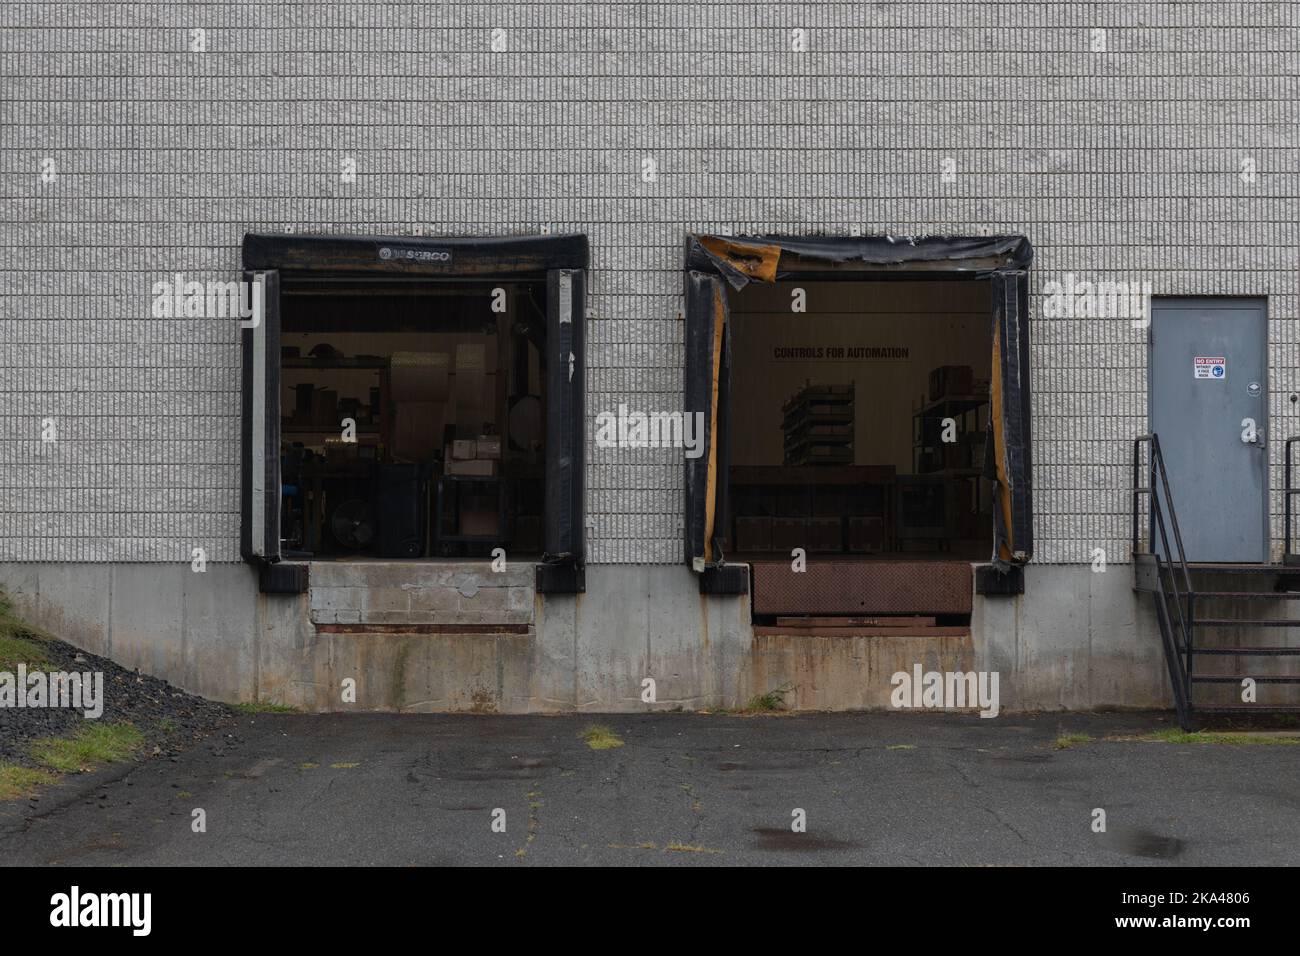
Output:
[0, 562, 1174, 714]
[974, 564, 1168, 710]
[307, 562, 536, 629]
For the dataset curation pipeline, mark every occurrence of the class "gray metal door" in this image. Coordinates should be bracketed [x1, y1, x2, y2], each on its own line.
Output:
[1150, 297, 1268, 562]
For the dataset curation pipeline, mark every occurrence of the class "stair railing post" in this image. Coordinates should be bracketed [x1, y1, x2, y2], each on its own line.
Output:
[1286, 437, 1297, 561]
[1132, 435, 1144, 556]
[1134, 433, 1193, 730]
[1150, 435, 1195, 700]
[1151, 435, 1193, 601]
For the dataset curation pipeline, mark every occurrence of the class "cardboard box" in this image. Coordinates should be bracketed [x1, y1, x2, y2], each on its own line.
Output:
[474, 436, 502, 459]
[450, 439, 476, 460]
[807, 517, 843, 553]
[445, 458, 497, 477]
[459, 508, 498, 538]
[848, 516, 885, 553]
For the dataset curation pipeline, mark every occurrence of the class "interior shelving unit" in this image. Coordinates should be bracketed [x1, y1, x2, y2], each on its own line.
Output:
[782, 382, 855, 466]
[904, 391, 989, 548]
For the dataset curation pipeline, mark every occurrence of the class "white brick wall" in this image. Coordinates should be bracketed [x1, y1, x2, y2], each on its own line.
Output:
[0, 2, 1296, 565]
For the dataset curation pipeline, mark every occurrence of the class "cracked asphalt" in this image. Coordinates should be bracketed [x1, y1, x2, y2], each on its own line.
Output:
[3, 711, 1299, 866]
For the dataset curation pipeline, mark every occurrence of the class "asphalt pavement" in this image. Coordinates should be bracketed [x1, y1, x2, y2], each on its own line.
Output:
[3, 711, 1298, 866]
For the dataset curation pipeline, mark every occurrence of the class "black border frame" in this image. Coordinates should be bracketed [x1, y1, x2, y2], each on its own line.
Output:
[683, 233, 1034, 583]
[240, 232, 589, 592]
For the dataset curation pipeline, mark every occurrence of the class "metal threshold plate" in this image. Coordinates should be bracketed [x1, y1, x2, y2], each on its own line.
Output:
[750, 560, 973, 616]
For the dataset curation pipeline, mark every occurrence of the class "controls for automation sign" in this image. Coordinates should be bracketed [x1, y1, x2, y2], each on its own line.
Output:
[773, 346, 909, 360]
[1194, 356, 1226, 380]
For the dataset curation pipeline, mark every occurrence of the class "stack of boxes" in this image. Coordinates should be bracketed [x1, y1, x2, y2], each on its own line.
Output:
[446, 436, 503, 538]
[731, 472, 891, 555]
[443, 342, 500, 474]
[444, 342, 504, 539]
[444, 434, 501, 476]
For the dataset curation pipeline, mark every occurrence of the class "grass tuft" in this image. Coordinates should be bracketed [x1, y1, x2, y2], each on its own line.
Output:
[1148, 729, 1300, 746]
[742, 682, 794, 714]
[0, 591, 54, 670]
[30, 722, 145, 773]
[665, 842, 722, 854]
[0, 633, 52, 672]
[1054, 733, 1094, 750]
[579, 724, 625, 750]
[232, 701, 298, 714]
[0, 763, 55, 801]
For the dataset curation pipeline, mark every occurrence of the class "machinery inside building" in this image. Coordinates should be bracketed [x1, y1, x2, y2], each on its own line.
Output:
[277, 277, 548, 560]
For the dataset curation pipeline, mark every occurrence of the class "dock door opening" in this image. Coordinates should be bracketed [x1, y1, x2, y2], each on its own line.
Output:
[240, 233, 587, 592]
[277, 276, 548, 560]
[726, 279, 995, 566]
[683, 234, 1033, 615]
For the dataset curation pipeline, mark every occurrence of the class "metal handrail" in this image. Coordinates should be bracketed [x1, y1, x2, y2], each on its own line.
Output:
[1285, 437, 1300, 558]
[1133, 436, 1193, 589]
[1132, 434, 1194, 709]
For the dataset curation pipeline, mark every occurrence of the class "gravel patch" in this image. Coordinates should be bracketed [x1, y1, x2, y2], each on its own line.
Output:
[1, 633, 234, 768]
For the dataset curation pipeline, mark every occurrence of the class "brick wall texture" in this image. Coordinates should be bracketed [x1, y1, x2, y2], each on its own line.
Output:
[1, 2, 1296, 564]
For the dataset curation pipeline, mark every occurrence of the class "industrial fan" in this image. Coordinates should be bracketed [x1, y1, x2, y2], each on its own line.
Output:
[330, 498, 376, 551]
